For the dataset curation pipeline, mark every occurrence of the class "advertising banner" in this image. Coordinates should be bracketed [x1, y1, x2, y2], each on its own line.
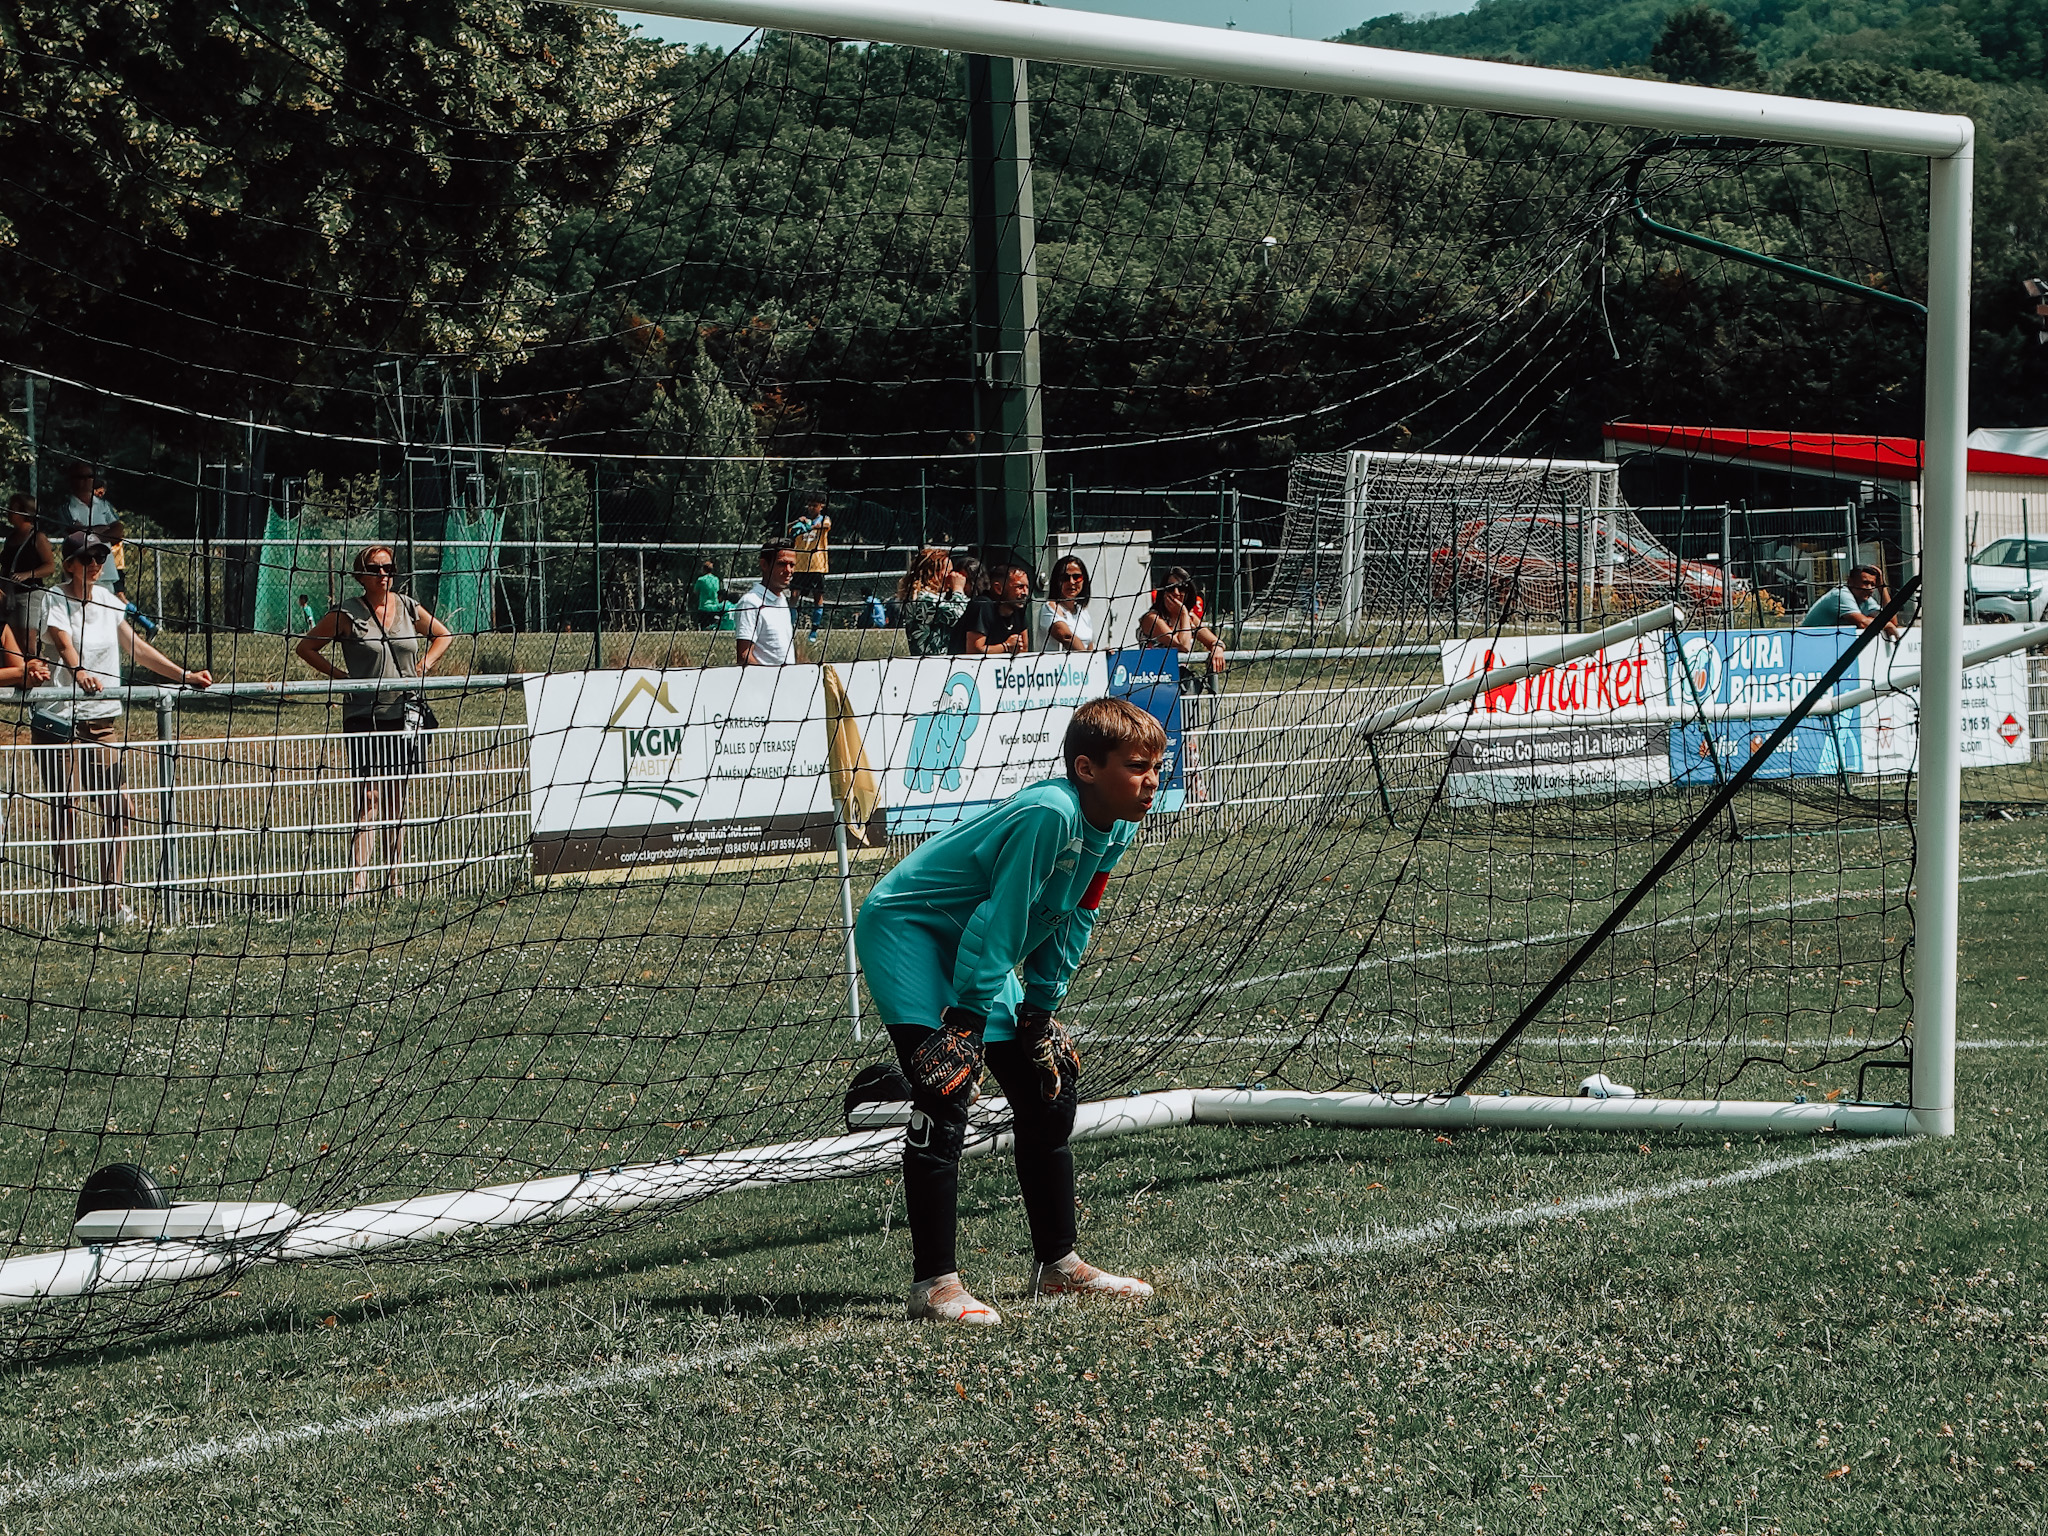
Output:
[1859, 626, 2032, 774]
[1665, 629, 1863, 783]
[841, 653, 1108, 835]
[1437, 634, 1672, 803]
[1107, 647, 1185, 814]
[524, 666, 884, 877]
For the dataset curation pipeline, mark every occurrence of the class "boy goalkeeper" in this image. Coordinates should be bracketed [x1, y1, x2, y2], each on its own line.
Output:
[854, 695, 1165, 1326]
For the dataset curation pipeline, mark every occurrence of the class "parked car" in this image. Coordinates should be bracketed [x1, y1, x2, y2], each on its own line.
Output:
[1966, 537, 2048, 623]
[1428, 513, 1746, 618]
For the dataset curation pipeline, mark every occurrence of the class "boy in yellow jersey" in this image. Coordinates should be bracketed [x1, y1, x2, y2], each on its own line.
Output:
[854, 696, 1165, 1325]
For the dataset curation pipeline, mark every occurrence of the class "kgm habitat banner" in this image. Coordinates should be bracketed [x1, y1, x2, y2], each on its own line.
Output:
[525, 667, 877, 876]
[525, 654, 1111, 872]
[1437, 634, 1672, 803]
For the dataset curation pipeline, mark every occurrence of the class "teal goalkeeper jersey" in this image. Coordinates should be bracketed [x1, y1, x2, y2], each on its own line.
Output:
[854, 778, 1136, 1040]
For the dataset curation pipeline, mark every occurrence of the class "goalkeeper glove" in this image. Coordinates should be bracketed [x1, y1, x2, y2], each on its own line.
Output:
[1016, 1004, 1080, 1101]
[909, 1007, 985, 1105]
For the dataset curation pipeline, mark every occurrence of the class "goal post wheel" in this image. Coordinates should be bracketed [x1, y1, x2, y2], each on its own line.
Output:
[844, 1062, 916, 1130]
[73, 1164, 169, 1226]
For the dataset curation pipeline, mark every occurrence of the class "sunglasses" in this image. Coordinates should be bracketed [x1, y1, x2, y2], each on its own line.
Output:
[360, 563, 398, 575]
[74, 552, 108, 566]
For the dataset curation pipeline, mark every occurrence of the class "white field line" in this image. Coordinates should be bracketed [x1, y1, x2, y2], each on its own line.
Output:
[1216, 1136, 1908, 1275]
[10, 1137, 1906, 1505]
[1074, 862, 2048, 1020]
[1077, 1033, 2042, 1050]
[0, 1321, 890, 1509]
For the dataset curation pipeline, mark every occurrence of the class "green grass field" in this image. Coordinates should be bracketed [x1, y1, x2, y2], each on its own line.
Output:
[0, 822, 2036, 1530]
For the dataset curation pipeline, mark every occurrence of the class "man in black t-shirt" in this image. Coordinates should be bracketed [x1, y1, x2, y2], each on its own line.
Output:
[962, 559, 1032, 654]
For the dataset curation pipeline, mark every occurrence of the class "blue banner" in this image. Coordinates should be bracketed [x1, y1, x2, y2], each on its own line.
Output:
[1108, 647, 1186, 813]
[1666, 629, 1864, 782]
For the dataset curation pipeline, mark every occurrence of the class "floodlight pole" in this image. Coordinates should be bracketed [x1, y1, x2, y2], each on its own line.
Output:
[966, 53, 1047, 563]
[1913, 142, 1972, 1139]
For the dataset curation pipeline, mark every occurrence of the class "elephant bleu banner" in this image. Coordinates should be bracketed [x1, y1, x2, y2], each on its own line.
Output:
[523, 654, 1116, 876]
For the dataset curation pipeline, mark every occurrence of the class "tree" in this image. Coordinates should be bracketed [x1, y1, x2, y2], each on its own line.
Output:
[1649, 6, 1765, 87]
[0, 0, 663, 437]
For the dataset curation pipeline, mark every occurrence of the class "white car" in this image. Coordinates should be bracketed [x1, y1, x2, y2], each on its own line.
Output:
[1966, 537, 2048, 623]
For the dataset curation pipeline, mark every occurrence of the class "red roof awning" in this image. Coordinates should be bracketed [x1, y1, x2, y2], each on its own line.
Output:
[1603, 422, 2048, 481]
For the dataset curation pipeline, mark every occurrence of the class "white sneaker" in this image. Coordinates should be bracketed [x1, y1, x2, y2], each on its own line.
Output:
[1030, 1252, 1154, 1301]
[906, 1273, 1002, 1326]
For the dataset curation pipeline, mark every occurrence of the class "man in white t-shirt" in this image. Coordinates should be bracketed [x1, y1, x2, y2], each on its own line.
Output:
[734, 539, 799, 666]
[38, 528, 212, 925]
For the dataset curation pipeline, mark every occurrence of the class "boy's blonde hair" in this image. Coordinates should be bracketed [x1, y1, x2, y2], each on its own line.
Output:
[1064, 696, 1167, 774]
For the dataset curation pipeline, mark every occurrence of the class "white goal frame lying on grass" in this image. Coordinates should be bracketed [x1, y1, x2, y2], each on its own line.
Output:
[0, 0, 1974, 1312]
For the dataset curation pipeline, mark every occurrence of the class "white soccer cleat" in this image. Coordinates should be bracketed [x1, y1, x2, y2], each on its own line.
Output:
[1578, 1073, 1638, 1100]
[906, 1273, 1002, 1326]
[1030, 1252, 1154, 1301]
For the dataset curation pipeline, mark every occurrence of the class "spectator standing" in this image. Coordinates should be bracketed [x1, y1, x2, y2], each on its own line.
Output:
[296, 594, 318, 634]
[790, 493, 831, 627]
[735, 539, 798, 666]
[963, 557, 1033, 655]
[1041, 555, 1094, 653]
[38, 529, 211, 926]
[691, 560, 725, 630]
[3, 495, 54, 658]
[294, 546, 454, 902]
[1138, 566, 1228, 804]
[897, 547, 970, 657]
[63, 461, 111, 532]
[1802, 564, 1900, 639]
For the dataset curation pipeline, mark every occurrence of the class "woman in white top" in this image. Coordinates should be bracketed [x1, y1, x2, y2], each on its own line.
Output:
[38, 528, 212, 925]
[1040, 555, 1094, 652]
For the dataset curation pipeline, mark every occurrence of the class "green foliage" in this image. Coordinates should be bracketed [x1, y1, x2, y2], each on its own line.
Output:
[0, 0, 663, 426]
[1650, 5, 1765, 84]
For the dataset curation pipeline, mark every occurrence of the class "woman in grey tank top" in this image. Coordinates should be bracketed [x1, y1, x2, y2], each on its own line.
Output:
[293, 545, 454, 901]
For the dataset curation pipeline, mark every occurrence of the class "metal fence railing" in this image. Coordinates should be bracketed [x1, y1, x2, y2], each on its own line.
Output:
[0, 679, 1430, 922]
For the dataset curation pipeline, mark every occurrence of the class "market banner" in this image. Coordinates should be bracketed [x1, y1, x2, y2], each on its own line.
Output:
[1437, 633, 1672, 803]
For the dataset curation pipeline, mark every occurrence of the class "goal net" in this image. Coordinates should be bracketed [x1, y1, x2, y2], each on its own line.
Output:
[0, 7, 1978, 1358]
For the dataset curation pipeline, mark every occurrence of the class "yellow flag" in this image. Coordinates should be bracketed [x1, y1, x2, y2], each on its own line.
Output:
[822, 665, 879, 843]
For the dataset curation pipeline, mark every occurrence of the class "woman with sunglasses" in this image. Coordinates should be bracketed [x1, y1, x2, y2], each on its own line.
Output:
[295, 547, 453, 902]
[1040, 555, 1094, 653]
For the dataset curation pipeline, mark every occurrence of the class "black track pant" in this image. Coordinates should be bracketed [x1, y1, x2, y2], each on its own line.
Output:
[888, 1025, 1078, 1283]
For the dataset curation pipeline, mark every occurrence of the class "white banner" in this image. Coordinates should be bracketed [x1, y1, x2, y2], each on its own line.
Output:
[523, 653, 1108, 871]
[1437, 634, 1672, 803]
[1860, 626, 2032, 774]
[839, 653, 1108, 834]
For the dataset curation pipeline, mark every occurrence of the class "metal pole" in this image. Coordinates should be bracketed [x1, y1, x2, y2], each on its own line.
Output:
[637, 547, 646, 629]
[833, 817, 863, 1043]
[2025, 499, 2033, 620]
[154, 693, 179, 928]
[591, 461, 603, 670]
[1912, 141, 1973, 1139]
[1230, 478, 1243, 651]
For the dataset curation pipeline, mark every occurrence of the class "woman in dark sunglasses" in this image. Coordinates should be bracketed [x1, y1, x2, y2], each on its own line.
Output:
[294, 545, 453, 902]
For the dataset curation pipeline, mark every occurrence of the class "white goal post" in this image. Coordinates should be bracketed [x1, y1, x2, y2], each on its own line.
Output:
[571, 0, 1969, 1141]
[0, 0, 1976, 1326]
